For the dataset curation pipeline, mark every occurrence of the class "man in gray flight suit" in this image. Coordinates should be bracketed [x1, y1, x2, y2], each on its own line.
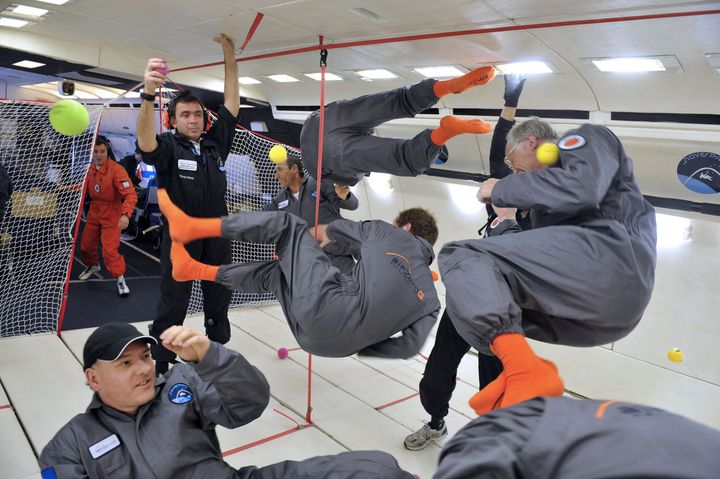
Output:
[159, 188, 441, 359]
[264, 153, 358, 273]
[300, 66, 497, 186]
[40, 322, 414, 478]
[439, 118, 657, 414]
[434, 396, 720, 479]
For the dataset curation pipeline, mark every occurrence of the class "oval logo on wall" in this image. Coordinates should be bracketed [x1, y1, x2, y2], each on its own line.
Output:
[676, 151, 720, 194]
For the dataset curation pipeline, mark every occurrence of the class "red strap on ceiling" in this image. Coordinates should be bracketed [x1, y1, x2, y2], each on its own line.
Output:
[169, 8, 720, 72]
[238, 12, 265, 52]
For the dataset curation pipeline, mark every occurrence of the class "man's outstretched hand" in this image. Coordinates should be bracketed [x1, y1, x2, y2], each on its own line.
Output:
[160, 326, 211, 363]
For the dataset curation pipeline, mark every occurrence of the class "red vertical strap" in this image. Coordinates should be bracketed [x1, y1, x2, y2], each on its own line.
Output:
[158, 87, 164, 133]
[306, 36, 329, 424]
[58, 120, 102, 336]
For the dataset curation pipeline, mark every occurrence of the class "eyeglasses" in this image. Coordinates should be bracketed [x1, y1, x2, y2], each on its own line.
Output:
[504, 143, 518, 169]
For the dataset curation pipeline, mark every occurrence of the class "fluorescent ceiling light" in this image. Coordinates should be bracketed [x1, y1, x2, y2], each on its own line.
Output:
[13, 60, 45, 68]
[356, 69, 397, 80]
[35, 0, 69, 4]
[305, 72, 343, 81]
[239, 76, 261, 84]
[496, 61, 553, 75]
[268, 74, 299, 83]
[0, 17, 29, 27]
[12, 5, 49, 16]
[414, 66, 465, 78]
[592, 57, 665, 72]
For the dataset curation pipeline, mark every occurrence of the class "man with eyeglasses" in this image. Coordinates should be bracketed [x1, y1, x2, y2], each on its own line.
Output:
[439, 115, 657, 414]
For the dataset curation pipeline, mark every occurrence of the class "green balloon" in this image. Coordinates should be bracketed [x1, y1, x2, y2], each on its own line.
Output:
[49, 99, 90, 136]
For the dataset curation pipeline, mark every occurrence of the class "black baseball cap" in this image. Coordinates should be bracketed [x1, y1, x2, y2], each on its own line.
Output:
[83, 322, 157, 369]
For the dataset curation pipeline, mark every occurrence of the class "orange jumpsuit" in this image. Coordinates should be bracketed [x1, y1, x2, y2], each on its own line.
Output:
[80, 160, 137, 278]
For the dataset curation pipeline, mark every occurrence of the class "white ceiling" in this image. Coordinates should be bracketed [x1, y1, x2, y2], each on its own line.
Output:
[1, 0, 719, 207]
[0, 0, 717, 110]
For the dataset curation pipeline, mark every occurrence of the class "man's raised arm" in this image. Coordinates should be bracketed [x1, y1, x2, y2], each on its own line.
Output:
[215, 33, 240, 118]
[136, 58, 167, 154]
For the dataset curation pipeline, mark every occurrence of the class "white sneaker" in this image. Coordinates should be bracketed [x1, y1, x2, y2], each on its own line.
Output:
[117, 276, 130, 297]
[404, 422, 447, 451]
[79, 264, 101, 280]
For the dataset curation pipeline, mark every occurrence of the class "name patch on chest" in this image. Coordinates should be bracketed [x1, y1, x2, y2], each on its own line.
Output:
[88, 434, 120, 459]
[278, 199, 289, 209]
[178, 159, 198, 171]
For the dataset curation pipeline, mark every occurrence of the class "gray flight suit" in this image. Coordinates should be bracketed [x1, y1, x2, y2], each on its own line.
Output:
[439, 124, 657, 355]
[215, 212, 440, 358]
[434, 397, 720, 479]
[40, 342, 413, 479]
[40, 342, 270, 478]
[300, 79, 441, 186]
[264, 175, 358, 273]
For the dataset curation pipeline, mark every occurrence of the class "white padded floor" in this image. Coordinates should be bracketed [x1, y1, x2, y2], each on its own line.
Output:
[0, 297, 486, 479]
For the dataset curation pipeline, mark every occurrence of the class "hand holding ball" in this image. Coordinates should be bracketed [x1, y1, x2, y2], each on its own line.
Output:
[154, 65, 169, 76]
[269, 145, 288, 164]
[536, 143, 559, 166]
[49, 99, 90, 136]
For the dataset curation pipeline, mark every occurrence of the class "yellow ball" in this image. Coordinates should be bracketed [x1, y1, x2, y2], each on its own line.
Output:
[667, 347, 683, 363]
[49, 99, 90, 136]
[536, 142, 559, 166]
[268, 144, 288, 164]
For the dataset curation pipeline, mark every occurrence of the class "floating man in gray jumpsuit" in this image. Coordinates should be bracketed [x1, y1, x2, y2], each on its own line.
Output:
[159, 189, 441, 358]
[439, 118, 657, 413]
[434, 397, 720, 479]
[300, 66, 497, 186]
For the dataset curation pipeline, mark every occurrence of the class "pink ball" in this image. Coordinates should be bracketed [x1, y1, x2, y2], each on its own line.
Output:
[155, 65, 169, 76]
[277, 347, 289, 359]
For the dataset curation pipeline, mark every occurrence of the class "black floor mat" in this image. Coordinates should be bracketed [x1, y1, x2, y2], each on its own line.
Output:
[61, 222, 163, 331]
[61, 276, 160, 330]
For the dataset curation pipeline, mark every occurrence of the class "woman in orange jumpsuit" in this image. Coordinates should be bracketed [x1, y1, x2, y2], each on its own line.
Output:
[79, 137, 137, 296]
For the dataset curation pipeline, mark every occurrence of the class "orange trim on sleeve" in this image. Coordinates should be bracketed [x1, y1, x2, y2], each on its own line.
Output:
[386, 252, 412, 272]
[595, 400, 619, 419]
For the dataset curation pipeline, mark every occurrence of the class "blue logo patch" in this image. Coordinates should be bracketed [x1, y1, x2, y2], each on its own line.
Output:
[168, 383, 194, 404]
[311, 190, 317, 198]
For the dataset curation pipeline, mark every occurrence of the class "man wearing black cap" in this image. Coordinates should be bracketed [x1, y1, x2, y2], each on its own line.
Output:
[39, 323, 415, 478]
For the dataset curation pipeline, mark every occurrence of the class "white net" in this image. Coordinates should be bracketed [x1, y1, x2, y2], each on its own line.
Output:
[186, 123, 295, 314]
[0, 100, 102, 337]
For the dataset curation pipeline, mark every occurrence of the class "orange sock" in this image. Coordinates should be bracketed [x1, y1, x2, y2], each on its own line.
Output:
[433, 65, 496, 98]
[491, 333, 564, 409]
[469, 372, 506, 416]
[158, 189, 221, 243]
[170, 242, 218, 282]
[431, 116, 492, 145]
